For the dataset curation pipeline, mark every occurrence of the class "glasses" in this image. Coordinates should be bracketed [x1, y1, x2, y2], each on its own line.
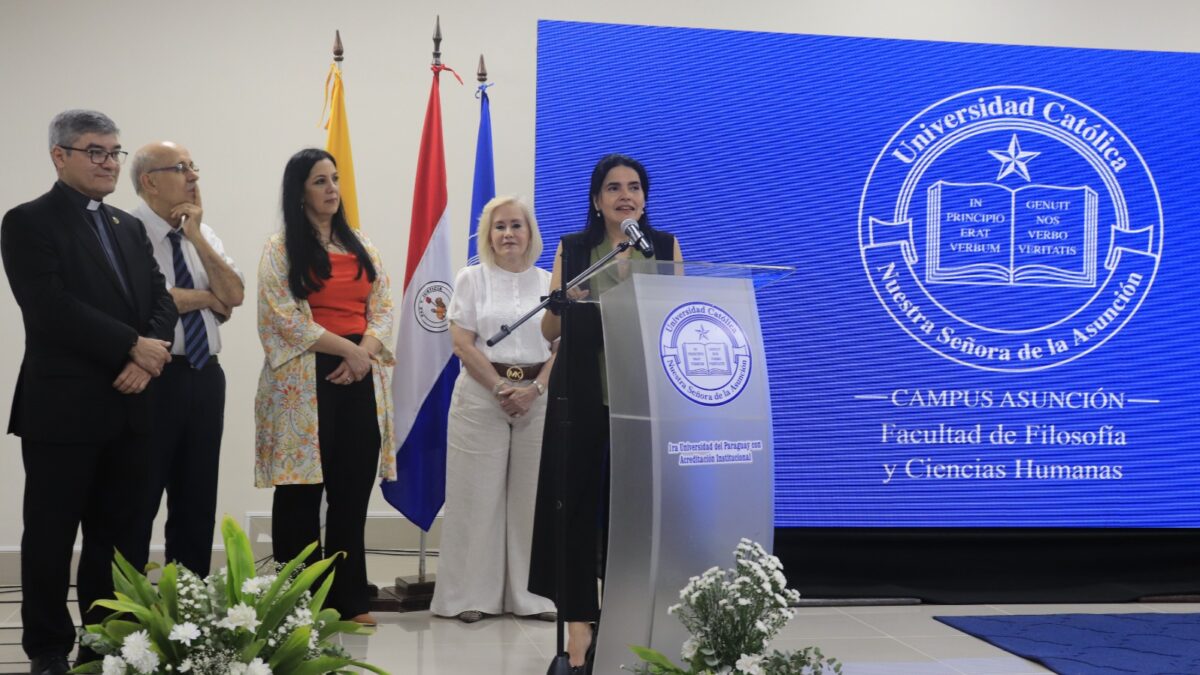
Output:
[58, 145, 128, 165]
[146, 161, 200, 175]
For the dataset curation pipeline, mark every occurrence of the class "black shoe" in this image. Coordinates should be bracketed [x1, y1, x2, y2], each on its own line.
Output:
[30, 655, 69, 675]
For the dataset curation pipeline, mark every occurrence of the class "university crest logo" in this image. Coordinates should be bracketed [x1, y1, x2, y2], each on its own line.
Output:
[659, 302, 752, 406]
[859, 86, 1162, 371]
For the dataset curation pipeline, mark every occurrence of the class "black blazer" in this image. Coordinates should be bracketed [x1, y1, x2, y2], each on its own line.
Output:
[1, 182, 177, 443]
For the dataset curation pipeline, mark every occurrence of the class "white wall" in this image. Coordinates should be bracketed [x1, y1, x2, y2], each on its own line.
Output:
[0, 0, 1196, 550]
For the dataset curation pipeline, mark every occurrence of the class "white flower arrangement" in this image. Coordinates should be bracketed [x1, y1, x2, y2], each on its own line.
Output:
[72, 517, 387, 675]
[627, 539, 841, 675]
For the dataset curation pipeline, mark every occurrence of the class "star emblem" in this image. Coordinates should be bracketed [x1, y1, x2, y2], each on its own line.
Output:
[988, 134, 1040, 182]
[695, 325, 711, 341]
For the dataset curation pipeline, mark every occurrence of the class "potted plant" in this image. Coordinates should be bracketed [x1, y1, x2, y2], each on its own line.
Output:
[73, 516, 387, 675]
[627, 539, 841, 675]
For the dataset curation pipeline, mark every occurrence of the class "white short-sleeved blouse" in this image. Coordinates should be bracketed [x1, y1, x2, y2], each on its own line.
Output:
[448, 263, 552, 365]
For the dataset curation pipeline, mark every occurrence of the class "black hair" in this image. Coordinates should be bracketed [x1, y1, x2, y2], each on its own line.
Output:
[583, 153, 654, 248]
[280, 148, 376, 299]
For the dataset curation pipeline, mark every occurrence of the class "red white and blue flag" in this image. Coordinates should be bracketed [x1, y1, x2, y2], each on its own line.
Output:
[382, 64, 460, 531]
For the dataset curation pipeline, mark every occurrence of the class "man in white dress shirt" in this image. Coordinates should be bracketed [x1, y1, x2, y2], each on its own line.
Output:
[129, 141, 243, 576]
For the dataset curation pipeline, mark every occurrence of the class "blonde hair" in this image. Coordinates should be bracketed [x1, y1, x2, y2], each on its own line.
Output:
[476, 195, 543, 268]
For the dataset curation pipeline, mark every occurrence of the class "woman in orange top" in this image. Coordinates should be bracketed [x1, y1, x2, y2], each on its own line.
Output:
[254, 148, 395, 625]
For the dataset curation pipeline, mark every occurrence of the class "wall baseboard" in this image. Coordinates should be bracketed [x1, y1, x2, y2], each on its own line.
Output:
[0, 512, 444, 586]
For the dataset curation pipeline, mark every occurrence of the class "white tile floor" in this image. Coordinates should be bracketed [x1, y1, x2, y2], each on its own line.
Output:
[330, 600, 1200, 674]
[0, 555, 1194, 674]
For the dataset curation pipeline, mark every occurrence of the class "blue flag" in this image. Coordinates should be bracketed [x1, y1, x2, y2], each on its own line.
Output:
[467, 84, 495, 265]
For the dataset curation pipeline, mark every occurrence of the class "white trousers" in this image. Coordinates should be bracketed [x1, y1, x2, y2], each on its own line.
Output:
[431, 371, 555, 617]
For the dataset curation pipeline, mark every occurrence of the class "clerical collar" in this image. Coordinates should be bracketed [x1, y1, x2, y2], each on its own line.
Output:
[56, 180, 105, 212]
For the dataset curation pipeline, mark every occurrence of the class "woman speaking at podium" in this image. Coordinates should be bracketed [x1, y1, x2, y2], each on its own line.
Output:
[529, 154, 682, 671]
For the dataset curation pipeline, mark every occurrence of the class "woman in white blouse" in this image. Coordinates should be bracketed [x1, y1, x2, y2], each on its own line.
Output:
[431, 196, 558, 623]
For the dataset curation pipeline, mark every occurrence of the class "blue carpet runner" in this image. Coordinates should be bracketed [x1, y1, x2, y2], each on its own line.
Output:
[935, 613, 1200, 675]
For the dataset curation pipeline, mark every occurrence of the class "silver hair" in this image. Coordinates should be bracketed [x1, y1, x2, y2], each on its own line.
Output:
[129, 146, 154, 196]
[476, 195, 544, 269]
[48, 109, 119, 151]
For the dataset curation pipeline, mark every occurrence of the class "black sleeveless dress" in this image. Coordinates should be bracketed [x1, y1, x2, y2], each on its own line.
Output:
[527, 228, 677, 621]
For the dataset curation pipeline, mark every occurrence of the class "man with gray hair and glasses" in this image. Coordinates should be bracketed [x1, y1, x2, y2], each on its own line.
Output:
[128, 141, 243, 581]
[0, 110, 177, 675]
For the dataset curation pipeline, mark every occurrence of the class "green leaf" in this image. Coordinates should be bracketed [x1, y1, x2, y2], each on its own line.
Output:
[289, 656, 356, 675]
[309, 563, 337, 612]
[110, 559, 137, 603]
[146, 605, 178, 663]
[158, 563, 179, 622]
[92, 599, 154, 624]
[343, 659, 391, 675]
[317, 619, 371, 641]
[102, 620, 143, 644]
[67, 662, 102, 674]
[628, 646, 688, 673]
[267, 625, 312, 672]
[239, 638, 266, 662]
[111, 550, 158, 607]
[313, 607, 341, 626]
[221, 516, 257, 606]
[260, 556, 339, 634]
[288, 657, 391, 675]
[256, 540, 319, 609]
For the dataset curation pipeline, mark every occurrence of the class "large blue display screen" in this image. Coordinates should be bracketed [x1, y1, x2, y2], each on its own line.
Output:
[533, 21, 1200, 527]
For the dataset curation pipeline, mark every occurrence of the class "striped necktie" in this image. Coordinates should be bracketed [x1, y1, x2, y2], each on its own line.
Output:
[168, 230, 211, 369]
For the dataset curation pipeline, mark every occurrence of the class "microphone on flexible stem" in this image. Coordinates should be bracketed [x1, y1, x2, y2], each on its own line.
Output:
[621, 218, 654, 256]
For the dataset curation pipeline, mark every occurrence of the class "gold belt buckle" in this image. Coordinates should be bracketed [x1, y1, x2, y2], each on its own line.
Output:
[505, 365, 525, 382]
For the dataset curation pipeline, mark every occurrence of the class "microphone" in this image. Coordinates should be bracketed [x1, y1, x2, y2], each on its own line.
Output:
[621, 218, 654, 256]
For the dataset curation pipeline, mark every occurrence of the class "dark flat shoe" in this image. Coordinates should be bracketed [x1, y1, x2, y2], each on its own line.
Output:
[457, 610, 485, 623]
[30, 655, 68, 675]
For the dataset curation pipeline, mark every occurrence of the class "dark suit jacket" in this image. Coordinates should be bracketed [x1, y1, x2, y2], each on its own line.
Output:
[1, 181, 177, 443]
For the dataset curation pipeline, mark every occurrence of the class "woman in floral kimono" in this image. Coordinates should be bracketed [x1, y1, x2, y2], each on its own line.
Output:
[254, 148, 395, 626]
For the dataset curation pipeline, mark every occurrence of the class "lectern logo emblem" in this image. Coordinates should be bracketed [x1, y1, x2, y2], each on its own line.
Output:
[414, 281, 452, 333]
[659, 302, 752, 406]
[859, 85, 1162, 371]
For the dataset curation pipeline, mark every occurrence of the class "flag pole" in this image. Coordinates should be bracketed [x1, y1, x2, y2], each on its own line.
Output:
[466, 53, 492, 266]
[415, 14, 441, 590]
[374, 16, 449, 613]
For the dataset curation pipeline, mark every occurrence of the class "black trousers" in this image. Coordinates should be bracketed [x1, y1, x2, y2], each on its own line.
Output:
[139, 358, 225, 577]
[272, 347, 379, 618]
[21, 431, 151, 659]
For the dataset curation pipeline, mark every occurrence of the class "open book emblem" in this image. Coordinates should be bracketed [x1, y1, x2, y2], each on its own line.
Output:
[682, 341, 734, 378]
[859, 86, 1162, 372]
[926, 180, 1099, 288]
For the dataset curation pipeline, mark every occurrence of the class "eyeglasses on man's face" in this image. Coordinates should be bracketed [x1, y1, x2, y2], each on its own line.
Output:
[146, 161, 200, 175]
[58, 145, 128, 165]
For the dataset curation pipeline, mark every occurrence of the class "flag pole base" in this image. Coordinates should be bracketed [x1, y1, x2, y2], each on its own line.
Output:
[369, 574, 437, 613]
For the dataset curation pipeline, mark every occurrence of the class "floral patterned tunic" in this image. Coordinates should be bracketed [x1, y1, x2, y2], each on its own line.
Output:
[254, 232, 396, 487]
